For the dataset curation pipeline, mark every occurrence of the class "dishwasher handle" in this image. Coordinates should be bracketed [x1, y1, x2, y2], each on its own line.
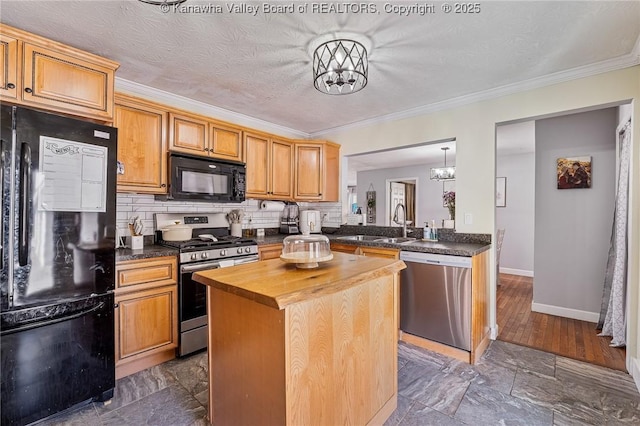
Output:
[400, 251, 472, 268]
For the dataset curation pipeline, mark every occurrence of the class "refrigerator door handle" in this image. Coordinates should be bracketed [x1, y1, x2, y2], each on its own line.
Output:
[0, 300, 106, 336]
[18, 142, 31, 266]
[0, 138, 5, 269]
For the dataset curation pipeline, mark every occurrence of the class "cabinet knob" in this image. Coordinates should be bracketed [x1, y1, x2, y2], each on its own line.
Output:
[6, 83, 15, 89]
[161, 183, 166, 188]
[24, 87, 33, 94]
[114, 303, 119, 308]
[204, 148, 209, 152]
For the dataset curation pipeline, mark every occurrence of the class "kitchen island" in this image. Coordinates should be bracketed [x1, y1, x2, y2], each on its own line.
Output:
[193, 252, 406, 426]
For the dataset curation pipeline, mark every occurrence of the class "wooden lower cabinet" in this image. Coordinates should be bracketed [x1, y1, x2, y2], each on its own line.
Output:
[115, 256, 178, 379]
[258, 243, 282, 260]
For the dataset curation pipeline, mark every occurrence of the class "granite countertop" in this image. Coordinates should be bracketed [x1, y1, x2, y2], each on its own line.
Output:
[256, 232, 490, 257]
[193, 252, 405, 309]
[116, 244, 179, 262]
[329, 237, 489, 257]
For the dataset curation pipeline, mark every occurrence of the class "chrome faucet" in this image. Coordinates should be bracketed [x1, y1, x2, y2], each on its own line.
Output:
[393, 203, 408, 238]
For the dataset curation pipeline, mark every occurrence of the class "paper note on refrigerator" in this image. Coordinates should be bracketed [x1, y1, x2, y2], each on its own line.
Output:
[39, 136, 108, 212]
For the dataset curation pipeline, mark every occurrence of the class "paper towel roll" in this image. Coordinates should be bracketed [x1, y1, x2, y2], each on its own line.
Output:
[260, 200, 286, 211]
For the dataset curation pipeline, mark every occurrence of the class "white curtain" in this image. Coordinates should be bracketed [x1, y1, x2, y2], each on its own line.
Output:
[598, 119, 631, 347]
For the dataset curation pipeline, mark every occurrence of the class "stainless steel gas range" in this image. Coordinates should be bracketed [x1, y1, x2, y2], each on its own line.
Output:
[155, 213, 259, 356]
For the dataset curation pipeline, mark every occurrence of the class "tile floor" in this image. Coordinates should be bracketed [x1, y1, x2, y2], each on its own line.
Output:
[36, 341, 640, 425]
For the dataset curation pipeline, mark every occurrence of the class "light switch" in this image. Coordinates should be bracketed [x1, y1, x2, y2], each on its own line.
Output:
[464, 213, 473, 225]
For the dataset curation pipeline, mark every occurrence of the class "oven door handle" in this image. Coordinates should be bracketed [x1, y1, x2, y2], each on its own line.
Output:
[234, 255, 259, 265]
[181, 261, 222, 273]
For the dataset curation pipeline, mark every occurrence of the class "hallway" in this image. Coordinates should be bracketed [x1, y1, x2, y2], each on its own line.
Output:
[497, 274, 627, 372]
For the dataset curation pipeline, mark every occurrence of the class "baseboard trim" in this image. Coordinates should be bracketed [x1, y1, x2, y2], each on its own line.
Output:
[531, 302, 600, 323]
[499, 268, 534, 277]
[630, 357, 640, 393]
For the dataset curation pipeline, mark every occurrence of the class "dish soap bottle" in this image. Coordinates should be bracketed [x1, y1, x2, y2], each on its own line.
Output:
[423, 222, 431, 241]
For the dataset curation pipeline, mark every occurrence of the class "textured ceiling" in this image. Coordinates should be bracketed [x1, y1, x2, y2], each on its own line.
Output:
[2, 1, 639, 134]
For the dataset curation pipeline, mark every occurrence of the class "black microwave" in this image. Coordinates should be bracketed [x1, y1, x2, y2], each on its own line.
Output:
[157, 153, 246, 203]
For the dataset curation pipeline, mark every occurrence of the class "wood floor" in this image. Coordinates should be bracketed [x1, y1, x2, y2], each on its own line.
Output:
[497, 274, 627, 372]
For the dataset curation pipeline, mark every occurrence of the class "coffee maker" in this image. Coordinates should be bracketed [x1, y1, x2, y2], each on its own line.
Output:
[279, 202, 299, 234]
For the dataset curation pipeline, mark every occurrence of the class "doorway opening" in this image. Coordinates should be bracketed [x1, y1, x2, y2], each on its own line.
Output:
[386, 179, 417, 227]
[495, 105, 631, 372]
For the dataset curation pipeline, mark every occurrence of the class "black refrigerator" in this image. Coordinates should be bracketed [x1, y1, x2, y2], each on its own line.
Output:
[1, 105, 117, 425]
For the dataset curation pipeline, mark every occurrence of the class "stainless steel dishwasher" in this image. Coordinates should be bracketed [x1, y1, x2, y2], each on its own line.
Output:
[400, 251, 472, 351]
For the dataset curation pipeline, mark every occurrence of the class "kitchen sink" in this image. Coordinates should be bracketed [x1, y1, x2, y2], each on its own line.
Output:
[336, 235, 385, 241]
[373, 237, 417, 244]
[335, 235, 417, 244]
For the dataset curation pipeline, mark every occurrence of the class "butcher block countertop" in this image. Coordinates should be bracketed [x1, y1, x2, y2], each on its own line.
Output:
[193, 251, 406, 310]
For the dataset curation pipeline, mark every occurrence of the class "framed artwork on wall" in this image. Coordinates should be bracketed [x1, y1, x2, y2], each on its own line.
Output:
[496, 177, 507, 207]
[557, 156, 592, 189]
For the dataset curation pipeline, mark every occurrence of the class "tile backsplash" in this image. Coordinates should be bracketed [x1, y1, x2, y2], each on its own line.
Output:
[116, 194, 342, 238]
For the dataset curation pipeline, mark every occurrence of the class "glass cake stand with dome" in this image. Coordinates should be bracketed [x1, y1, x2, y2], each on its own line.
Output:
[280, 232, 333, 269]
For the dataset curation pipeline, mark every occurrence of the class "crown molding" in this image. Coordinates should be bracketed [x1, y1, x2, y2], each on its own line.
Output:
[310, 48, 640, 138]
[115, 78, 310, 139]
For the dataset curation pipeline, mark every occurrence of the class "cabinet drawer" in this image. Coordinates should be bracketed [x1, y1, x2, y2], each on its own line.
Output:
[258, 244, 282, 260]
[116, 256, 177, 292]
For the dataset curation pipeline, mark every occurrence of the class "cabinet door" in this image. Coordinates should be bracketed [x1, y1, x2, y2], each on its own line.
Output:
[114, 95, 168, 193]
[270, 138, 293, 199]
[210, 123, 242, 161]
[115, 285, 178, 363]
[244, 132, 269, 197]
[321, 142, 340, 202]
[169, 112, 209, 156]
[294, 143, 323, 200]
[0, 34, 18, 100]
[21, 43, 114, 120]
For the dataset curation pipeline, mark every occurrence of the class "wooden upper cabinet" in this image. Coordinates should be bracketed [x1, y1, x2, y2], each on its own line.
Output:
[169, 112, 208, 155]
[244, 133, 293, 200]
[169, 111, 243, 162]
[294, 143, 323, 200]
[0, 24, 118, 121]
[244, 132, 270, 197]
[115, 94, 167, 194]
[210, 123, 242, 161]
[0, 33, 18, 100]
[270, 138, 293, 199]
[294, 141, 340, 202]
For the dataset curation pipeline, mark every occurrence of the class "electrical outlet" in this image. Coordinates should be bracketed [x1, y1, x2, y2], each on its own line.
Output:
[464, 213, 473, 225]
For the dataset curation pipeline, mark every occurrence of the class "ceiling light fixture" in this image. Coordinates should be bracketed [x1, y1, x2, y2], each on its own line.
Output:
[430, 147, 456, 181]
[138, 0, 187, 6]
[313, 39, 368, 95]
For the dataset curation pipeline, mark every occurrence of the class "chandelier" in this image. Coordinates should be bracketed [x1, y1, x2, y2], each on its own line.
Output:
[313, 39, 368, 95]
[430, 147, 456, 181]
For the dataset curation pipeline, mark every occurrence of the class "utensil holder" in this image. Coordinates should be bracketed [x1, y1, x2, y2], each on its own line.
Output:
[128, 235, 144, 250]
[230, 223, 242, 238]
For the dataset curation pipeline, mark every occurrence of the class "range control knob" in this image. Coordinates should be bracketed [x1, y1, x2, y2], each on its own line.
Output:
[237, 248, 243, 254]
[244, 247, 251, 253]
[191, 253, 198, 260]
[201, 252, 208, 259]
[220, 249, 227, 256]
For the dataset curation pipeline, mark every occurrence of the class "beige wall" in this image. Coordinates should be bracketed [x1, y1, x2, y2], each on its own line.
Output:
[323, 66, 640, 377]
